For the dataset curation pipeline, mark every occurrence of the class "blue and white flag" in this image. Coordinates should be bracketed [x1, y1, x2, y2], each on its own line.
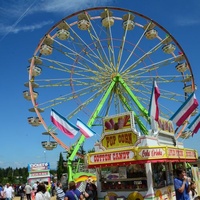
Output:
[188, 113, 200, 136]
[170, 92, 198, 127]
[51, 109, 79, 138]
[76, 118, 96, 138]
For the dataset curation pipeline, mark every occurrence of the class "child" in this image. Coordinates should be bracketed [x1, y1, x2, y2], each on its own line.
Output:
[189, 181, 198, 200]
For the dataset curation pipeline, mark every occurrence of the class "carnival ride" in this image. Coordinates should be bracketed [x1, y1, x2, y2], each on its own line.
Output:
[23, 7, 198, 184]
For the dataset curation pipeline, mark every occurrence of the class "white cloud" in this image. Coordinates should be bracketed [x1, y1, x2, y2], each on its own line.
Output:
[174, 18, 200, 27]
[0, 20, 54, 34]
[32, 0, 112, 13]
[0, 0, 113, 39]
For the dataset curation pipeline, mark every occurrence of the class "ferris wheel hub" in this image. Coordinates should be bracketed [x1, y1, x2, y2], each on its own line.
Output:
[111, 72, 118, 80]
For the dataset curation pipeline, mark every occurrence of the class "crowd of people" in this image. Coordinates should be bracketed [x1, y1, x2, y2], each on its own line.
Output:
[0, 179, 97, 200]
[0, 182, 51, 200]
[55, 179, 97, 200]
[2, 168, 200, 200]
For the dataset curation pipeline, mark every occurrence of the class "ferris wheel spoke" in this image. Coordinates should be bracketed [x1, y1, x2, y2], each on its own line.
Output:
[131, 54, 184, 74]
[126, 77, 185, 106]
[124, 56, 180, 81]
[102, 10, 116, 70]
[41, 55, 110, 82]
[37, 80, 108, 110]
[86, 16, 111, 69]
[65, 21, 114, 72]
[121, 36, 171, 75]
[115, 13, 135, 72]
[124, 82, 182, 120]
[126, 74, 186, 90]
[120, 21, 153, 73]
[35, 77, 101, 88]
[67, 24, 103, 60]
[42, 56, 96, 73]
[67, 83, 110, 119]
[52, 39, 105, 70]
[53, 40, 112, 74]
[128, 79, 184, 101]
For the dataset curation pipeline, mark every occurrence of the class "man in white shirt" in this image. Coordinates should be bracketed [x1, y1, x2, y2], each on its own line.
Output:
[25, 183, 32, 200]
[4, 183, 14, 200]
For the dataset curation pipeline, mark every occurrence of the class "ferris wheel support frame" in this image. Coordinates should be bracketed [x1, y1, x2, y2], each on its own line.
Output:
[67, 77, 116, 181]
[67, 75, 149, 181]
[118, 93, 148, 135]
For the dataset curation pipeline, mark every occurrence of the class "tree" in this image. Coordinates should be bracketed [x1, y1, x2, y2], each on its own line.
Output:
[0, 167, 28, 185]
[57, 153, 66, 180]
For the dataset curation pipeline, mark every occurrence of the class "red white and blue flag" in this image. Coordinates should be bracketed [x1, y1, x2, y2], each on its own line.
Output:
[148, 80, 160, 122]
[76, 118, 96, 138]
[50, 109, 79, 138]
[170, 92, 199, 127]
[188, 113, 200, 136]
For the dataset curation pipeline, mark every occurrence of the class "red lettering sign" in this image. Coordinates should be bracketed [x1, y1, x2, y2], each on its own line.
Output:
[91, 151, 134, 163]
[139, 148, 164, 159]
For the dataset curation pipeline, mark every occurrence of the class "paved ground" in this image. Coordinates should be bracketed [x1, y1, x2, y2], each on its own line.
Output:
[13, 196, 57, 200]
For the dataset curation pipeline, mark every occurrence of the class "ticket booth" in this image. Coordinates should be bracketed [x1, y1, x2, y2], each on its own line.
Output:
[27, 162, 51, 186]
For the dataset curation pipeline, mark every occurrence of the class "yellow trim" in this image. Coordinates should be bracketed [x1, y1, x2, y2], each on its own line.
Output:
[127, 192, 144, 200]
[87, 146, 197, 166]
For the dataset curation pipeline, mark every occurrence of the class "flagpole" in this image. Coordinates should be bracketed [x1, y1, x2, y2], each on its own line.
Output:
[150, 116, 158, 136]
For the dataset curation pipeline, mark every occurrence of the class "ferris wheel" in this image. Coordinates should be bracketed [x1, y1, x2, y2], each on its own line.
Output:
[24, 7, 197, 153]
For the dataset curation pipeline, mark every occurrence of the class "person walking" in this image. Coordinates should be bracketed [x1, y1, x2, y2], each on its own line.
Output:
[25, 183, 32, 200]
[51, 182, 55, 197]
[55, 182, 65, 200]
[19, 184, 25, 200]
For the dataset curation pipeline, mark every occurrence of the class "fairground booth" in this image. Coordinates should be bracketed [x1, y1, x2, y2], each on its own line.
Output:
[27, 162, 51, 186]
[87, 112, 198, 200]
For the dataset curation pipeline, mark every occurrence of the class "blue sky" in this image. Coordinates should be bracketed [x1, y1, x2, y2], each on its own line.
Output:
[1, 0, 200, 169]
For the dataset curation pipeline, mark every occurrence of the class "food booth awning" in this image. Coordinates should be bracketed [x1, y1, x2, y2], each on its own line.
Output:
[87, 146, 198, 168]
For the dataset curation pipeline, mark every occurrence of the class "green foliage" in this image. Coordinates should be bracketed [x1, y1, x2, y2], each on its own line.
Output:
[57, 153, 67, 180]
[0, 167, 28, 185]
[88, 148, 95, 153]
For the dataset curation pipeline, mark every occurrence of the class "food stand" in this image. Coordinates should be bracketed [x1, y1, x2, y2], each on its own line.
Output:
[87, 112, 198, 200]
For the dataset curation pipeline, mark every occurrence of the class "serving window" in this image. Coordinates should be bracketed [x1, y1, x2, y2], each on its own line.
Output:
[100, 164, 147, 191]
[152, 162, 174, 188]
